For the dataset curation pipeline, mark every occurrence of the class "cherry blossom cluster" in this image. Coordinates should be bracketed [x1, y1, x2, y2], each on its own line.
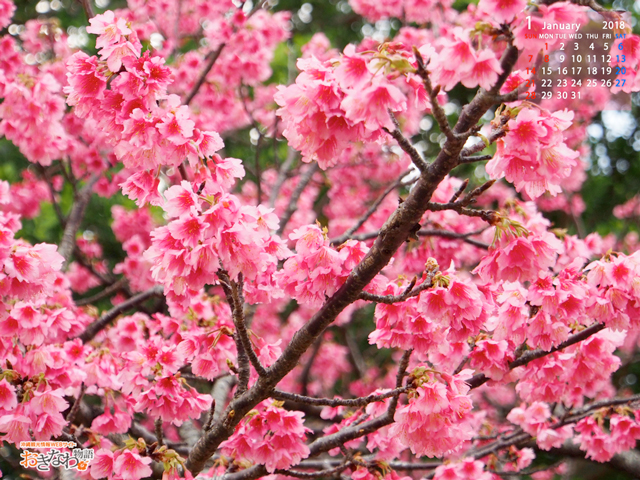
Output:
[64, 10, 227, 182]
[275, 46, 416, 168]
[0, 73, 69, 166]
[144, 177, 289, 305]
[349, 0, 456, 24]
[274, 224, 369, 308]
[370, 259, 491, 356]
[507, 402, 574, 451]
[485, 107, 580, 199]
[220, 400, 312, 473]
[575, 413, 640, 462]
[0, 189, 63, 300]
[516, 330, 622, 407]
[432, 459, 495, 480]
[390, 367, 475, 457]
[91, 446, 153, 480]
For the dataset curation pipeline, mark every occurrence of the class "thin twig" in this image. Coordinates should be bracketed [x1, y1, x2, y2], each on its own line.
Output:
[155, 418, 164, 447]
[75, 278, 129, 306]
[359, 268, 437, 304]
[268, 149, 296, 208]
[332, 169, 414, 245]
[183, 0, 267, 106]
[277, 163, 319, 236]
[274, 463, 353, 479]
[184, 44, 226, 105]
[59, 175, 100, 270]
[77, 286, 164, 343]
[343, 328, 366, 379]
[300, 337, 322, 397]
[459, 154, 492, 164]
[383, 125, 429, 174]
[272, 387, 409, 407]
[37, 164, 65, 227]
[467, 322, 606, 389]
[66, 384, 86, 424]
[218, 271, 267, 377]
[413, 48, 456, 141]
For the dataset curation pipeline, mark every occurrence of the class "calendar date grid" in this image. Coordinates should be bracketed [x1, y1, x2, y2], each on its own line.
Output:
[521, 17, 631, 107]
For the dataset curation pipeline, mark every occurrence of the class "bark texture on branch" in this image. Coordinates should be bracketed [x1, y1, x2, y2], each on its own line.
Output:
[185, 46, 521, 476]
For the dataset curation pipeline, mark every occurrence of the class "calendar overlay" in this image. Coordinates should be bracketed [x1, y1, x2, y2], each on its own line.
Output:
[522, 12, 632, 111]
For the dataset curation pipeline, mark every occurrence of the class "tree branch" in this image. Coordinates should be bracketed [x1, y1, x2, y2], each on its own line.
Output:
[277, 163, 319, 236]
[413, 48, 455, 141]
[268, 149, 297, 208]
[76, 0, 94, 20]
[66, 383, 86, 424]
[59, 174, 100, 269]
[272, 387, 408, 407]
[383, 125, 429, 174]
[75, 278, 129, 306]
[183, 44, 226, 106]
[542, 439, 640, 478]
[459, 154, 492, 164]
[37, 164, 65, 227]
[218, 271, 267, 378]
[183, 1, 267, 106]
[77, 286, 164, 343]
[185, 37, 521, 478]
[467, 322, 606, 389]
[358, 268, 437, 304]
[273, 463, 353, 478]
[338, 227, 488, 249]
[300, 337, 322, 397]
[331, 169, 414, 245]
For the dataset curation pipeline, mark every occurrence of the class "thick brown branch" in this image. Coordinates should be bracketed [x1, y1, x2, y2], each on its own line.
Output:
[185, 37, 520, 478]
[77, 0, 94, 19]
[77, 286, 164, 343]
